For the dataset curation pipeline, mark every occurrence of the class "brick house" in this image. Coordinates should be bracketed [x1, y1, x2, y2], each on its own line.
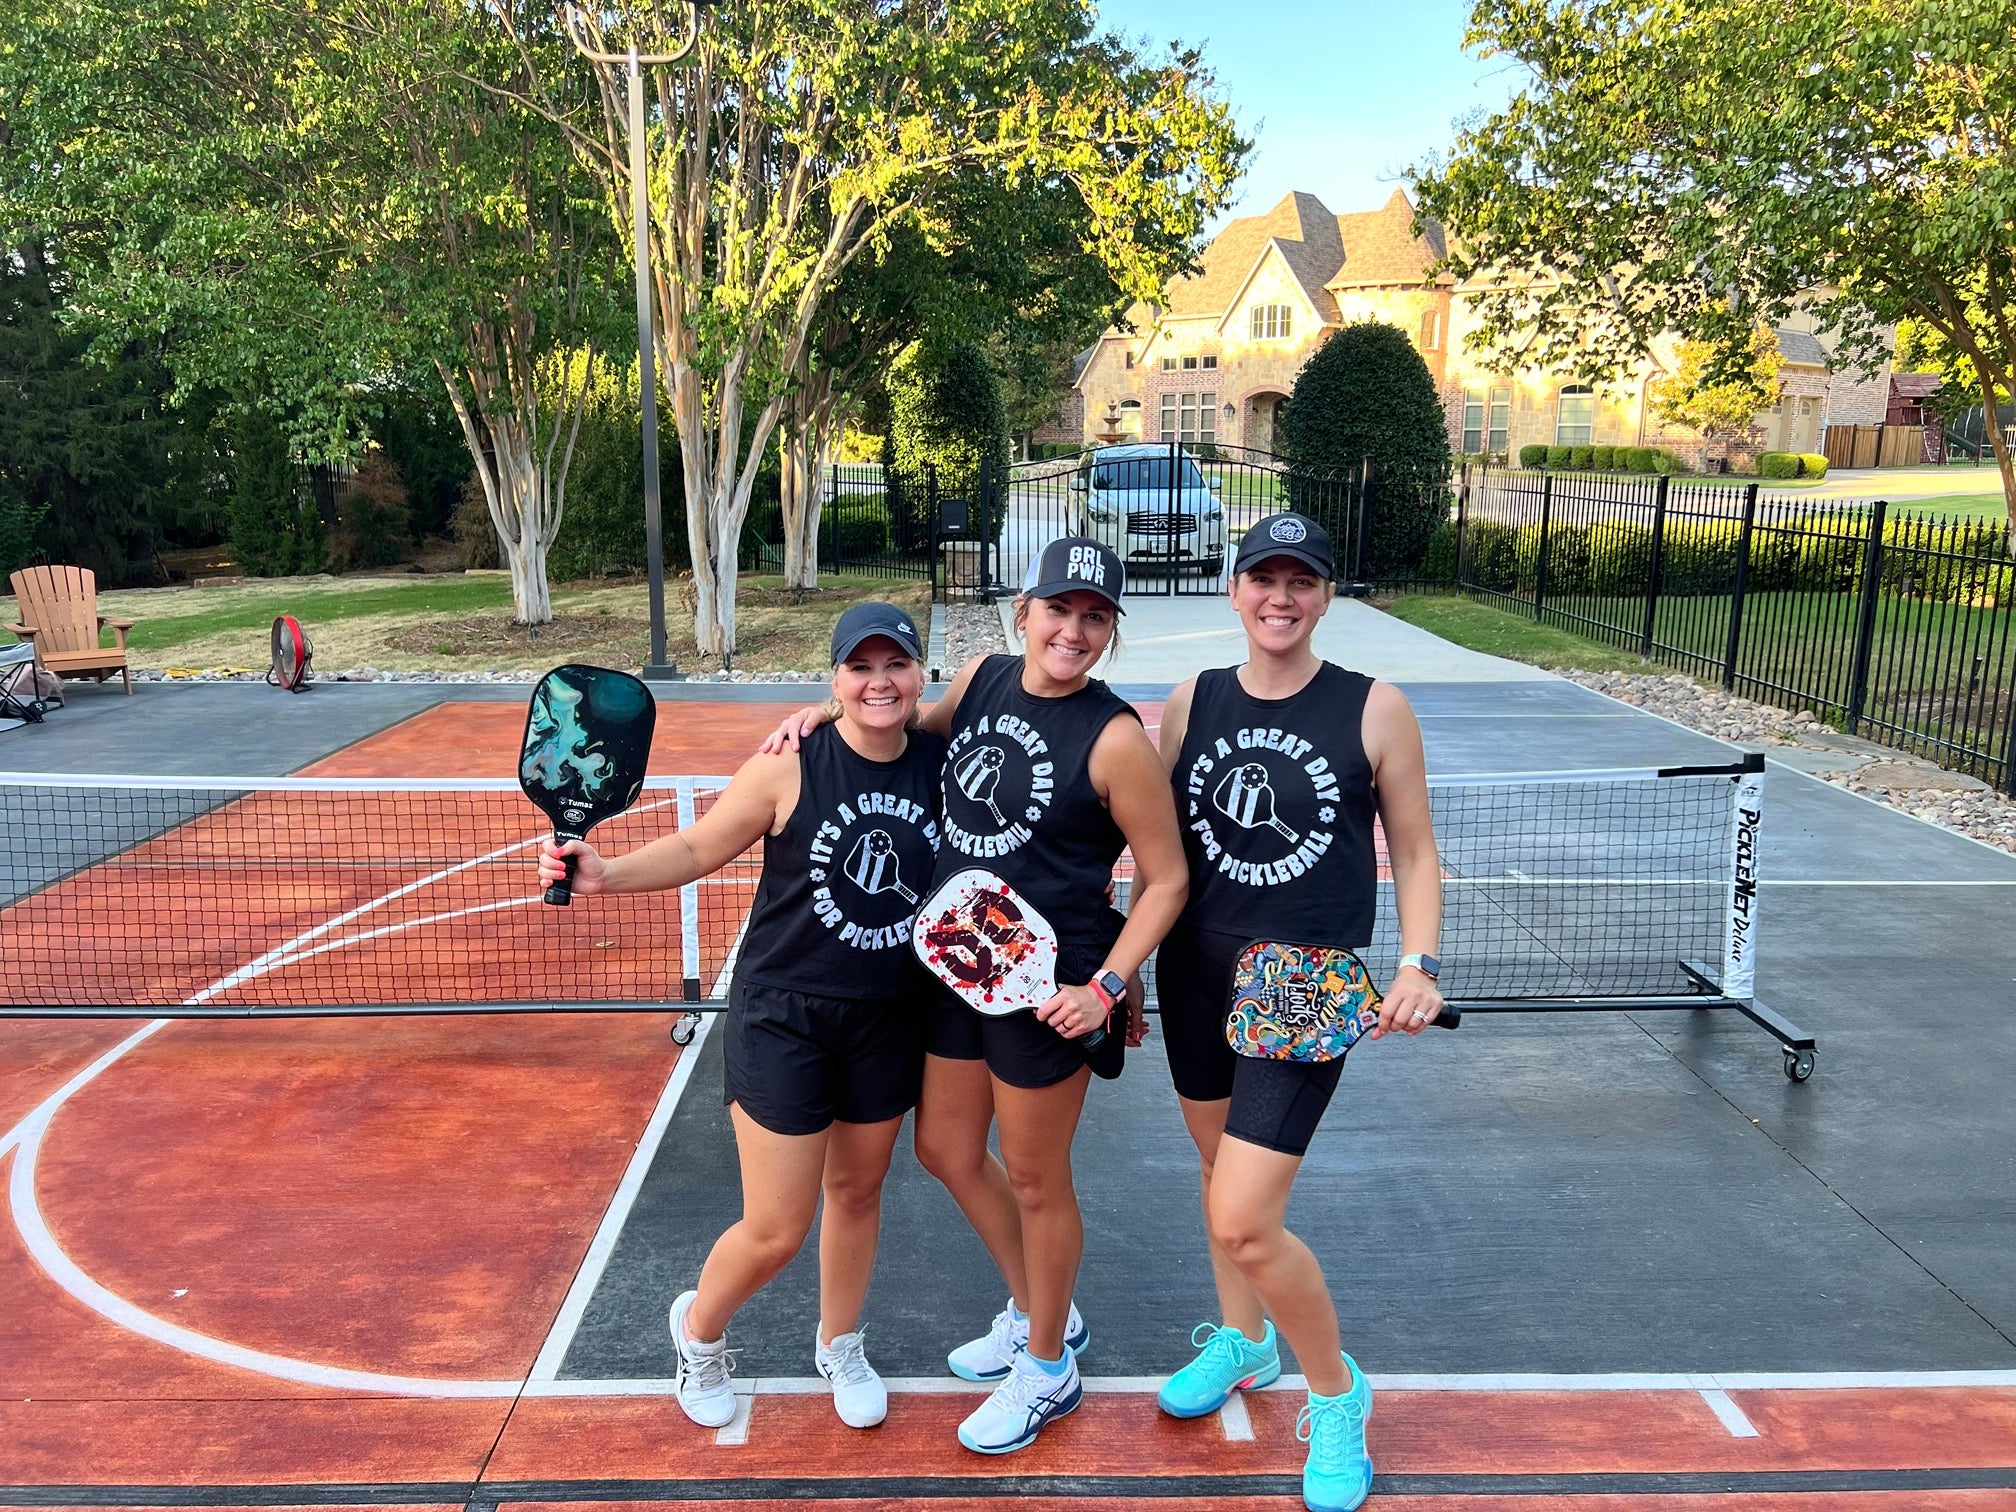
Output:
[1048, 189, 1896, 469]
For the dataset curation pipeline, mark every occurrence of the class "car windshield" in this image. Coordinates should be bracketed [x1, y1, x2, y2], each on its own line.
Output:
[1093, 456, 1206, 492]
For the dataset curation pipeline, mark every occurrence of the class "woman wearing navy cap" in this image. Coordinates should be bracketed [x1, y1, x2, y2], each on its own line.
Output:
[539, 602, 943, 1434]
[764, 537, 1188, 1454]
[1152, 514, 1444, 1512]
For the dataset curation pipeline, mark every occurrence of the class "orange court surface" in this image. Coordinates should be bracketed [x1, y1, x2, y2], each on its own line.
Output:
[4, 696, 2015, 1511]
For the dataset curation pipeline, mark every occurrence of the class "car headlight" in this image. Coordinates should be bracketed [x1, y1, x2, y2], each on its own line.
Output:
[1201, 501, 1224, 522]
[1088, 503, 1119, 524]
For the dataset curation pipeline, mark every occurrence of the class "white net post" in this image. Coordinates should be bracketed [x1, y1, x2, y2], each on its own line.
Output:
[1721, 765, 1765, 999]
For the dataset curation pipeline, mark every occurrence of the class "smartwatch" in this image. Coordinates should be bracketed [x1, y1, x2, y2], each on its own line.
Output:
[1398, 952, 1441, 980]
[1093, 970, 1128, 1006]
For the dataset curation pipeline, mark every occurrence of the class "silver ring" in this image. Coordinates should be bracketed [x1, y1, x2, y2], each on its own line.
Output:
[1411, 1011, 1428, 1022]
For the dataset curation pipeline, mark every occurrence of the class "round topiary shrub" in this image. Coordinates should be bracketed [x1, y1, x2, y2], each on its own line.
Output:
[1276, 320, 1452, 579]
[1758, 451, 1801, 480]
[1546, 444, 1572, 469]
[1625, 447, 1655, 473]
[1591, 445, 1616, 471]
[1519, 443, 1548, 469]
[1568, 445, 1595, 471]
[1798, 454, 1828, 479]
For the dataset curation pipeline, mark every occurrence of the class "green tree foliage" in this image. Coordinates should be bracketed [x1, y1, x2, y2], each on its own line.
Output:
[225, 410, 323, 578]
[0, 244, 178, 584]
[513, 0, 1246, 662]
[881, 342, 1013, 548]
[2, 0, 621, 620]
[1410, 0, 2016, 545]
[1276, 322, 1452, 579]
[1652, 325, 1783, 458]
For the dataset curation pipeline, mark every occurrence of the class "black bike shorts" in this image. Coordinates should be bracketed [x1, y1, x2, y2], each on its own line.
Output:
[723, 977, 926, 1136]
[1155, 922, 1346, 1158]
[924, 938, 1113, 1090]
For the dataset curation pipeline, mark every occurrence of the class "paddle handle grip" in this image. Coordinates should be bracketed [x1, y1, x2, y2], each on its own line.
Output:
[544, 839, 577, 907]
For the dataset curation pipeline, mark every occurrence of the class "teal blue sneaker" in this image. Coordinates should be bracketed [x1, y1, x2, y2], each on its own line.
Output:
[1156, 1321, 1282, 1418]
[1296, 1352, 1372, 1512]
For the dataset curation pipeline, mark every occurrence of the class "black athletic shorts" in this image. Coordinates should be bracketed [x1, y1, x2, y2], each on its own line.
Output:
[723, 977, 927, 1136]
[1156, 922, 1346, 1158]
[925, 938, 1113, 1090]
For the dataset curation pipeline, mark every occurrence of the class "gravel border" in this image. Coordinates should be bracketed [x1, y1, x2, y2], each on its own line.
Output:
[1557, 668, 2016, 856]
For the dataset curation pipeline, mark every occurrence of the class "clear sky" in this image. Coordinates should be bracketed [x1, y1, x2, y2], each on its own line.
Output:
[1090, 0, 1524, 229]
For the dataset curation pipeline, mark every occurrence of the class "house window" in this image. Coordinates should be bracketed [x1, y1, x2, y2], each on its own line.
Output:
[1250, 304, 1293, 340]
[1125, 351, 1135, 369]
[1462, 391, 1485, 455]
[1420, 309, 1442, 352]
[1182, 355, 1198, 370]
[1488, 385, 1511, 455]
[1556, 384, 1596, 446]
[1161, 391, 1218, 445]
[1161, 356, 1177, 372]
[1202, 355, 1218, 369]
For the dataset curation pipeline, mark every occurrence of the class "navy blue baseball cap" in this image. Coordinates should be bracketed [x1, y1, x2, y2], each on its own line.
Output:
[1233, 512, 1334, 580]
[830, 602, 924, 664]
[1025, 536, 1126, 612]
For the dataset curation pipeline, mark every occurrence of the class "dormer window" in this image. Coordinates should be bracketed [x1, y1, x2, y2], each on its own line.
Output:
[1250, 304, 1293, 340]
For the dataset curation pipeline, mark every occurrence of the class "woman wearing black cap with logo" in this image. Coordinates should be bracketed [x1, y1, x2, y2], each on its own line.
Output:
[537, 602, 944, 1435]
[1150, 514, 1444, 1512]
[763, 537, 1187, 1454]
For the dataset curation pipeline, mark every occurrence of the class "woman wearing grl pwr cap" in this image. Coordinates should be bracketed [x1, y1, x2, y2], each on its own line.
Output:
[1153, 513, 1445, 1512]
[763, 536, 1188, 1454]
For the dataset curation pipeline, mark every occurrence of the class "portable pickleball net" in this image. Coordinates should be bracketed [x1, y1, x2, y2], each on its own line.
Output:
[0, 753, 1815, 1076]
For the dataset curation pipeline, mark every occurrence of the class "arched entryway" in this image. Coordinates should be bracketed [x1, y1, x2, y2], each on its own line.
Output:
[1240, 390, 1289, 452]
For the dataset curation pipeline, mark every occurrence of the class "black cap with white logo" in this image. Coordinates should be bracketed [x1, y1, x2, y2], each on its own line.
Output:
[830, 601, 925, 664]
[1025, 536, 1126, 612]
[1233, 512, 1334, 580]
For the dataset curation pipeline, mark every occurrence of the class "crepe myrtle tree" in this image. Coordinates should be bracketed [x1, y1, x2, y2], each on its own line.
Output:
[1, 0, 620, 622]
[495, 0, 1245, 664]
[1410, 0, 2016, 548]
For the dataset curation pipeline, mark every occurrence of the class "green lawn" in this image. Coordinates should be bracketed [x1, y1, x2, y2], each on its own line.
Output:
[1885, 492, 2010, 521]
[1389, 589, 2014, 735]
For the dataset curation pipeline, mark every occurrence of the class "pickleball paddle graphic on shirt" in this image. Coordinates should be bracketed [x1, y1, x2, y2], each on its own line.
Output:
[844, 828, 919, 905]
[1214, 762, 1301, 843]
[952, 745, 1010, 827]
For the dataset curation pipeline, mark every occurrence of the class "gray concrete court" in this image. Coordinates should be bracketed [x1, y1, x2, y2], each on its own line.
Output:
[9, 649, 2014, 1384]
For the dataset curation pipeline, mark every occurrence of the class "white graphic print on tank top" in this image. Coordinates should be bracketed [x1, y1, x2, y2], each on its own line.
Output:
[943, 713, 1055, 859]
[807, 788, 941, 950]
[1181, 726, 1344, 888]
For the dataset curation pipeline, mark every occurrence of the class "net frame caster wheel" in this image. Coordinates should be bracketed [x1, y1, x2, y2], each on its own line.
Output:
[670, 1013, 699, 1047]
[1783, 1046, 1815, 1082]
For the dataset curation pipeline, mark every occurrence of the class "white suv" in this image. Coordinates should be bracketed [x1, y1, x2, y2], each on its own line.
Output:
[1069, 444, 1227, 572]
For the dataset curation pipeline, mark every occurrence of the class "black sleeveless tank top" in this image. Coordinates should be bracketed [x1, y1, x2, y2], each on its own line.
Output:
[1171, 662, 1379, 944]
[933, 654, 1137, 948]
[734, 721, 947, 998]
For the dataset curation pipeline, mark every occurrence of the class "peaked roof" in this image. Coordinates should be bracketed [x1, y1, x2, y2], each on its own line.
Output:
[1142, 189, 1445, 331]
[1890, 372, 1943, 398]
[1775, 328, 1829, 367]
[1327, 189, 1447, 289]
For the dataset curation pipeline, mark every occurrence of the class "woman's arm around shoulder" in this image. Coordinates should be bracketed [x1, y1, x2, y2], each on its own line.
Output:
[913, 653, 986, 740]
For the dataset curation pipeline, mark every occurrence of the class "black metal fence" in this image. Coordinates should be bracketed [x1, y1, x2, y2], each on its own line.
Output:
[1441, 467, 2016, 792]
[813, 443, 1369, 602]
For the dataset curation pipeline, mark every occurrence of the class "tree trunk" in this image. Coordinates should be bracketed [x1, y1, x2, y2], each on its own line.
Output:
[439, 364, 573, 626]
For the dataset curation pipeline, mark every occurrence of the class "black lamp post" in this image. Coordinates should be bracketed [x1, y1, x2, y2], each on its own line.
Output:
[564, 3, 709, 680]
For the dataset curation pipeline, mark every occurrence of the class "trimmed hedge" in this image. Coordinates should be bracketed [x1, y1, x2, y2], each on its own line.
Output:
[1519, 443, 1548, 468]
[1591, 445, 1615, 470]
[1798, 453, 1828, 479]
[1545, 444, 1571, 468]
[1566, 445, 1592, 470]
[1759, 451, 1801, 479]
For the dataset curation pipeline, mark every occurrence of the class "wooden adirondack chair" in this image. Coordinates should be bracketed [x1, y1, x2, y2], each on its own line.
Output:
[7, 565, 137, 694]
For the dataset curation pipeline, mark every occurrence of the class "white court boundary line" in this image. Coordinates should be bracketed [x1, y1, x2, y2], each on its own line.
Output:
[2, 787, 740, 1398]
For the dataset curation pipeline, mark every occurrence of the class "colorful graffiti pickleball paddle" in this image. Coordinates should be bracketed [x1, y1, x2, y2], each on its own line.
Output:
[1226, 940, 1460, 1062]
[519, 664, 656, 906]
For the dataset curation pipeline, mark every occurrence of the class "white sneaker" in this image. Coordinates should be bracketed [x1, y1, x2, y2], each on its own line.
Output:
[667, 1289, 737, 1429]
[957, 1348, 1083, 1454]
[946, 1297, 1091, 1382]
[815, 1327, 888, 1428]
